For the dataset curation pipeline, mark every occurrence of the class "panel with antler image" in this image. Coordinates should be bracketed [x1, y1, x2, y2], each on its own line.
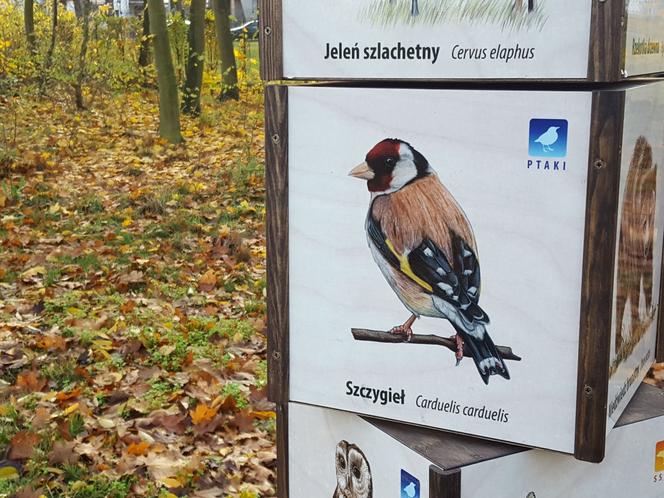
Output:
[260, 0, 664, 81]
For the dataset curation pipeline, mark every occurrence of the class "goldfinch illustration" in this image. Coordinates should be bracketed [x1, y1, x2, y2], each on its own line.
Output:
[349, 138, 509, 384]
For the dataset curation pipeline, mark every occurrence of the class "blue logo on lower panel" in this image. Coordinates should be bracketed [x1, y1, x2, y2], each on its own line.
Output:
[401, 469, 420, 498]
[529, 118, 568, 158]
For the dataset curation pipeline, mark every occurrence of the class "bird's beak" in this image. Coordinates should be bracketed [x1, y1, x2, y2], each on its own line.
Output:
[348, 162, 374, 180]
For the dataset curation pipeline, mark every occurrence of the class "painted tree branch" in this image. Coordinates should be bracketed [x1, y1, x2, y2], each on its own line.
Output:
[351, 328, 522, 362]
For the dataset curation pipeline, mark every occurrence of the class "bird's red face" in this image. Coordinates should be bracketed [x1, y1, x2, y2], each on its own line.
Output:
[349, 139, 430, 194]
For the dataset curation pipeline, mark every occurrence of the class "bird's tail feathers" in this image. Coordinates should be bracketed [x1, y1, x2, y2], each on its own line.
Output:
[461, 329, 510, 385]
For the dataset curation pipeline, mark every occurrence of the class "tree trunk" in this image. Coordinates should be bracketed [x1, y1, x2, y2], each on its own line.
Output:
[73, 0, 83, 18]
[44, 0, 58, 71]
[182, 0, 205, 116]
[232, 0, 245, 24]
[24, 0, 36, 55]
[148, 0, 183, 143]
[138, 0, 151, 68]
[74, 0, 90, 109]
[212, 0, 239, 101]
[40, 0, 58, 94]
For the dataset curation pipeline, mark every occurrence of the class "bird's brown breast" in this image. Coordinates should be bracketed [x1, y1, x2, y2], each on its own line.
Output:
[371, 174, 476, 258]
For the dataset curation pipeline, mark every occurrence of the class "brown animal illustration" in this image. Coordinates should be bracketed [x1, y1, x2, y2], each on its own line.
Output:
[389, 0, 419, 16]
[515, 0, 535, 11]
[614, 136, 658, 355]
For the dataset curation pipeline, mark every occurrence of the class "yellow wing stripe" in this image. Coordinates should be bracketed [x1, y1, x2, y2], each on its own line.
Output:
[385, 239, 434, 292]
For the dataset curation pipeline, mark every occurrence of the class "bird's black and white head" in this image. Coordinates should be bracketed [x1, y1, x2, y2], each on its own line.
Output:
[349, 139, 432, 195]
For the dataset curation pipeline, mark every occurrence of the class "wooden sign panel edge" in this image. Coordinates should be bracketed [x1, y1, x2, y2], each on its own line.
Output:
[430, 465, 462, 498]
[574, 90, 625, 463]
[260, 0, 632, 82]
[587, 0, 626, 82]
[276, 404, 289, 498]
[266, 84, 289, 404]
[259, 0, 284, 81]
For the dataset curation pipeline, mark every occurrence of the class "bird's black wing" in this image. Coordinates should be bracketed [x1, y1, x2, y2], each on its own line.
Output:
[366, 214, 400, 269]
[408, 235, 489, 324]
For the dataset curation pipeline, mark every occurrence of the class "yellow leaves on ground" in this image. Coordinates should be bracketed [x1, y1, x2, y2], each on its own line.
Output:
[189, 403, 218, 425]
[126, 441, 151, 456]
[197, 269, 217, 292]
[0, 61, 271, 494]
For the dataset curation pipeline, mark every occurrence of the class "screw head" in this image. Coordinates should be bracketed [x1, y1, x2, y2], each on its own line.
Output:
[272, 351, 281, 360]
[594, 159, 606, 170]
[584, 385, 593, 397]
[272, 133, 280, 144]
[264, 26, 272, 36]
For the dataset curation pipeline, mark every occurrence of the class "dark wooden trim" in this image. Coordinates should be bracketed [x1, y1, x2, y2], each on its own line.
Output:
[276, 404, 289, 498]
[429, 466, 461, 498]
[266, 85, 289, 404]
[587, 0, 627, 81]
[259, 0, 283, 81]
[657, 235, 664, 362]
[574, 90, 625, 463]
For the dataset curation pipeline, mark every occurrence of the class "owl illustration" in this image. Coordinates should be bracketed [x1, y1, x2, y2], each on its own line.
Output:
[333, 440, 373, 498]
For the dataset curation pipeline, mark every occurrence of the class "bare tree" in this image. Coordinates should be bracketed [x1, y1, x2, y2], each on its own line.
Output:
[138, 0, 151, 70]
[182, 0, 206, 115]
[148, 0, 183, 143]
[211, 0, 239, 101]
[74, 0, 91, 109]
[24, 0, 36, 55]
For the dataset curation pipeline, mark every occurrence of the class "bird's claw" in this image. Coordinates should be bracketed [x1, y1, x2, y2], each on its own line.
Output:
[454, 334, 464, 366]
[390, 325, 413, 342]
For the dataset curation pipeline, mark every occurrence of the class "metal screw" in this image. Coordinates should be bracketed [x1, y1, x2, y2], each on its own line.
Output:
[264, 26, 272, 36]
[584, 385, 593, 397]
[272, 133, 280, 144]
[527, 493, 537, 498]
[272, 351, 281, 360]
[594, 159, 606, 170]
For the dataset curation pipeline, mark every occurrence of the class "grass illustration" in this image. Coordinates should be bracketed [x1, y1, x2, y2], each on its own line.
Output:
[360, 0, 548, 32]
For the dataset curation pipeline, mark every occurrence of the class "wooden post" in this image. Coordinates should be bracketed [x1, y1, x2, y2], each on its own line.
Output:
[574, 91, 625, 463]
[266, 85, 290, 404]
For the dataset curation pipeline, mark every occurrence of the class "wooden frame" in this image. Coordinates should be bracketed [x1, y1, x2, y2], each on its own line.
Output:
[265, 84, 664, 469]
[266, 84, 289, 405]
[258, 0, 646, 83]
[574, 90, 625, 462]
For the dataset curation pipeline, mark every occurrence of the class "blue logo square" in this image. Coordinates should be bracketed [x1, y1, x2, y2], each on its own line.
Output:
[529, 119, 568, 158]
[401, 469, 420, 498]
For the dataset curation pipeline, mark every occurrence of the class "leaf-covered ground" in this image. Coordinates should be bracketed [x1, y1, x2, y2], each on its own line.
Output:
[0, 83, 272, 497]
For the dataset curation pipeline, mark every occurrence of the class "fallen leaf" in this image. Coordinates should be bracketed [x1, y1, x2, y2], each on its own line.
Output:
[63, 403, 79, 416]
[56, 388, 81, 402]
[0, 465, 20, 481]
[21, 266, 46, 279]
[197, 269, 217, 292]
[9, 432, 40, 460]
[126, 441, 151, 456]
[48, 441, 78, 465]
[16, 371, 47, 393]
[190, 403, 218, 425]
